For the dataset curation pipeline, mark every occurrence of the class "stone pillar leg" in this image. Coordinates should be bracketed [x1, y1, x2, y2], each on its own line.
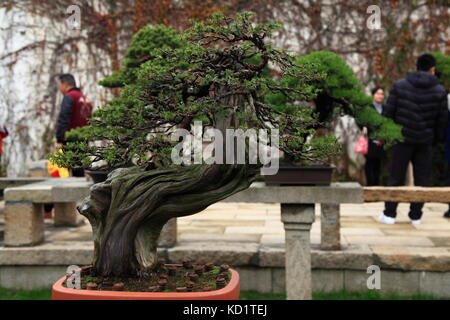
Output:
[320, 203, 341, 250]
[4, 201, 44, 246]
[281, 203, 315, 300]
[53, 203, 84, 227]
[158, 218, 177, 247]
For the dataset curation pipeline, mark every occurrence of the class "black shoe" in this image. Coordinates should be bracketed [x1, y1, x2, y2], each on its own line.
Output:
[444, 210, 450, 219]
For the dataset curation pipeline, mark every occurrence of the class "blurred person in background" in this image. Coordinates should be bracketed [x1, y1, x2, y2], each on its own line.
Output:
[444, 92, 450, 218]
[365, 87, 386, 186]
[378, 54, 448, 225]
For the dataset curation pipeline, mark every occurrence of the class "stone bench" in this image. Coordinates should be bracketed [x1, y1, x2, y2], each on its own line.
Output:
[3, 178, 91, 246]
[223, 182, 364, 300]
[3, 177, 364, 300]
[0, 178, 47, 191]
[2, 177, 178, 248]
[364, 186, 450, 203]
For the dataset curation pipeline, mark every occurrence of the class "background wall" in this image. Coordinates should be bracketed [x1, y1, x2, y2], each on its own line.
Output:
[0, 0, 448, 179]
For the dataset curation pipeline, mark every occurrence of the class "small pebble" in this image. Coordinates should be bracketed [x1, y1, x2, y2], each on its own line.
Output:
[205, 262, 214, 271]
[168, 267, 177, 276]
[182, 260, 192, 269]
[220, 272, 229, 281]
[188, 273, 199, 282]
[86, 282, 98, 290]
[159, 274, 168, 280]
[148, 286, 159, 292]
[220, 264, 229, 272]
[158, 279, 168, 287]
[185, 281, 195, 291]
[194, 265, 204, 275]
[216, 277, 226, 289]
[112, 282, 124, 291]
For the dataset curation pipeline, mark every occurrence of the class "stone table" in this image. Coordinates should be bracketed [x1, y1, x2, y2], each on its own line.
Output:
[0, 177, 47, 191]
[4, 178, 91, 246]
[3, 177, 177, 248]
[223, 182, 363, 300]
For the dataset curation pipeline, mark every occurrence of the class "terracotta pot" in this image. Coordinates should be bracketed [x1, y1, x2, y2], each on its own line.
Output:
[52, 265, 240, 300]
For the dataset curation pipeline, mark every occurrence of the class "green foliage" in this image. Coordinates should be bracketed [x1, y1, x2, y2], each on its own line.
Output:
[50, 12, 343, 170]
[99, 25, 186, 88]
[84, 276, 98, 283]
[296, 51, 372, 109]
[0, 287, 52, 300]
[430, 52, 450, 91]
[267, 50, 403, 148]
[208, 267, 221, 275]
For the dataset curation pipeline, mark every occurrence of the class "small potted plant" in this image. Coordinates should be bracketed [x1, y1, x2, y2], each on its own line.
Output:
[49, 12, 340, 300]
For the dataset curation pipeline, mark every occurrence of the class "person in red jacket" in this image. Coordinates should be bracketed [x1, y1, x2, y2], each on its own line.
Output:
[45, 74, 92, 218]
[0, 126, 8, 197]
[0, 125, 8, 171]
[0, 125, 8, 158]
[55, 73, 93, 177]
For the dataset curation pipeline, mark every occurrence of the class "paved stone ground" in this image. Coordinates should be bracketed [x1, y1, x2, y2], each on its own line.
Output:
[177, 202, 450, 250]
[1, 200, 450, 252]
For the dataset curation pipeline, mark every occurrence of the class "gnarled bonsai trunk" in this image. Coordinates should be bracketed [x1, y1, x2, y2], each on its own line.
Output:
[78, 164, 258, 277]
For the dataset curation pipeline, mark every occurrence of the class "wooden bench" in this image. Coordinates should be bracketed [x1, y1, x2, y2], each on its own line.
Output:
[364, 186, 450, 203]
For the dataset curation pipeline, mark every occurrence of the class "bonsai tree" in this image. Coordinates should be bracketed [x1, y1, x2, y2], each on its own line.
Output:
[50, 12, 341, 277]
[267, 50, 404, 148]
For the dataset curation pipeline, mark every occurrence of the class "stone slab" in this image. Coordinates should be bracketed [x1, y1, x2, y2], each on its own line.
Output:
[0, 265, 66, 290]
[4, 178, 91, 203]
[179, 233, 262, 243]
[0, 241, 94, 265]
[0, 178, 46, 190]
[313, 269, 345, 293]
[234, 267, 273, 293]
[53, 203, 84, 227]
[371, 246, 450, 272]
[320, 203, 340, 250]
[312, 244, 375, 270]
[222, 182, 363, 204]
[167, 242, 259, 266]
[344, 269, 420, 296]
[364, 186, 450, 203]
[346, 235, 434, 247]
[158, 218, 177, 247]
[4, 202, 44, 246]
[419, 271, 450, 297]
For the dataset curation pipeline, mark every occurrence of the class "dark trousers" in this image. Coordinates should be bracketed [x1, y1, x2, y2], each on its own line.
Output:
[365, 156, 382, 186]
[71, 167, 85, 177]
[384, 143, 432, 220]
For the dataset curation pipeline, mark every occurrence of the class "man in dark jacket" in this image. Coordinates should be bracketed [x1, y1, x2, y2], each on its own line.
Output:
[378, 54, 448, 225]
[365, 86, 386, 186]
